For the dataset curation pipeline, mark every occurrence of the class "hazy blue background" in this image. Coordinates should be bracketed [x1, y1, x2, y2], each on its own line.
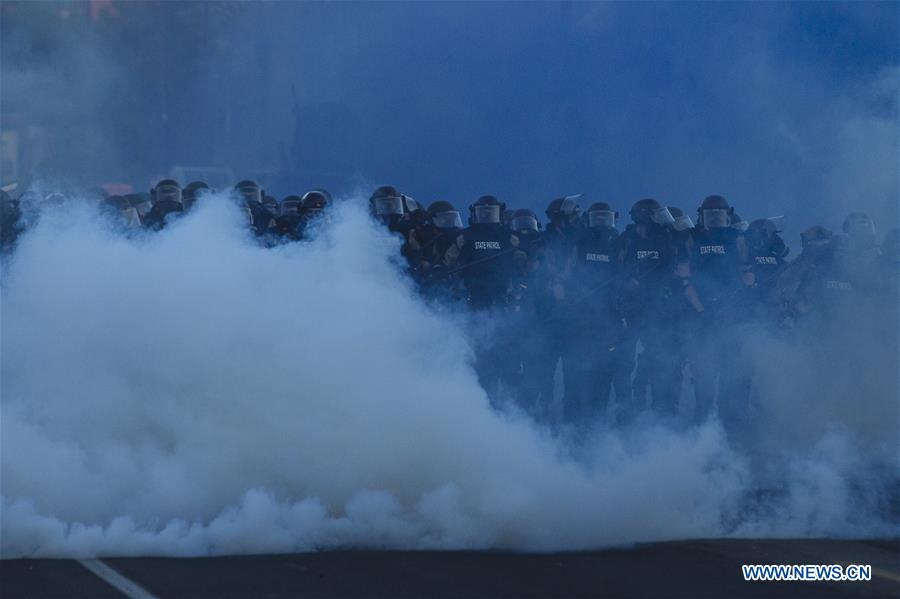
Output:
[2, 1, 897, 240]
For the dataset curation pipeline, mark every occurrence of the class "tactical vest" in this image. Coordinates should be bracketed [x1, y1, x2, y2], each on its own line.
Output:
[457, 224, 516, 306]
[576, 229, 619, 285]
[621, 225, 672, 283]
[691, 227, 742, 297]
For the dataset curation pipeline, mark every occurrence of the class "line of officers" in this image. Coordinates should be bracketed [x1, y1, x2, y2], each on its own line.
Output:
[2, 179, 897, 437]
[364, 186, 898, 437]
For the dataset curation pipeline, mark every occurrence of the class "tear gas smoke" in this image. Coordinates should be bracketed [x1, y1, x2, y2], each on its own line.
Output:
[1, 196, 896, 557]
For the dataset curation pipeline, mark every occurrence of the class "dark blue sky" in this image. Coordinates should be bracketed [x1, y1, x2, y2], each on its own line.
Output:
[236, 1, 898, 240]
[3, 1, 898, 240]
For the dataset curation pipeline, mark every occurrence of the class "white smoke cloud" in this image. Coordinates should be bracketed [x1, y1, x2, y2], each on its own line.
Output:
[0, 196, 896, 558]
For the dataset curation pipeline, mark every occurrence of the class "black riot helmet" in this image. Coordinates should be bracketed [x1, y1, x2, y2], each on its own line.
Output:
[510, 208, 540, 233]
[235, 180, 263, 205]
[262, 195, 280, 217]
[182, 181, 210, 211]
[748, 218, 789, 258]
[369, 185, 405, 221]
[800, 225, 833, 255]
[546, 195, 581, 225]
[469, 195, 505, 225]
[301, 189, 331, 219]
[281, 195, 303, 215]
[669, 206, 694, 231]
[152, 179, 182, 205]
[842, 212, 876, 247]
[630, 198, 674, 226]
[427, 200, 463, 230]
[586, 202, 617, 229]
[697, 195, 733, 229]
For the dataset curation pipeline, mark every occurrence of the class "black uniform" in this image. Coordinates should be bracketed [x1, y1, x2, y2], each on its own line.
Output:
[142, 199, 184, 231]
[685, 222, 751, 433]
[567, 226, 625, 424]
[444, 214, 523, 401]
[618, 222, 679, 419]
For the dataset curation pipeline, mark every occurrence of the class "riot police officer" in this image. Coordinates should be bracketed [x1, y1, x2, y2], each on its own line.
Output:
[505, 208, 549, 415]
[744, 218, 790, 326]
[617, 198, 679, 421]
[534, 196, 583, 419]
[567, 202, 626, 425]
[301, 189, 332, 228]
[410, 200, 464, 290]
[274, 195, 305, 241]
[182, 181, 211, 213]
[235, 180, 275, 237]
[443, 195, 524, 400]
[262, 195, 280, 219]
[683, 194, 752, 434]
[369, 185, 406, 231]
[841, 212, 881, 295]
[143, 179, 184, 231]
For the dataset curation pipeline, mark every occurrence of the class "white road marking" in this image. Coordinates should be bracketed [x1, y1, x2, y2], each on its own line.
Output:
[77, 559, 159, 599]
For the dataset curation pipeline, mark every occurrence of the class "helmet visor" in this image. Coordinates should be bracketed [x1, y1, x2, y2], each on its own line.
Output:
[588, 210, 616, 229]
[511, 214, 539, 232]
[238, 188, 262, 204]
[374, 196, 404, 216]
[846, 219, 875, 239]
[156, 185, 182, 204]
[673, 214, 694, 231]
[432, 211, 463, 230]
[473, 204, 501, 224]
[703, 209, 730, 228]
[281, 200, 301, 215]
[650, 206, 675, 225]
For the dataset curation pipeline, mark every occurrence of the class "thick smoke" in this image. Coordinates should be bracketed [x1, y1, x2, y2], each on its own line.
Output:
[1, 196, 896, 558]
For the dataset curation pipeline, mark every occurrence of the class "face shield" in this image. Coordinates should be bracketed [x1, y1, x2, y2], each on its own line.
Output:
[238, 188, 262, 205]
[432, 211, 463, 230]
[673, 214, 694, 231]
[305, 207, 327, 223]
[473, 204, 501, 224]
[156, 185, 182, 204]
[374, 196, 404, 216]
[650, 206, 675, 226]
[703, 209, 730, 228]
[281, 200, 301, 215]
[587, 210, 616, 229]
[846, 218, 875, 240]
[511, 214, 539, 232]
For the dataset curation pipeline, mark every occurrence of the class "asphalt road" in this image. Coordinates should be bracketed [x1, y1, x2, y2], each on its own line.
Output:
[2, 539, 898, 599]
